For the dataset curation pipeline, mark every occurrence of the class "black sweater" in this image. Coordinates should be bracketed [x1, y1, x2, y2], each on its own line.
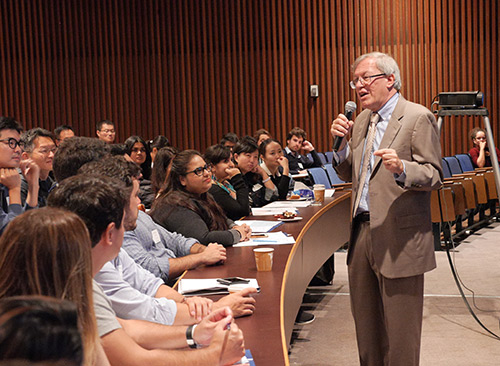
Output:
[208, 174, 250, 220]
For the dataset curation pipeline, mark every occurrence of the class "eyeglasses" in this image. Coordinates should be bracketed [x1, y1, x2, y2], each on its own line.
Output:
[131, 148, 146, 153]
[99, 129, 115, 134]
[36, 147, 57, 155]
[0, 138, 25, 150]
[349, 73, 386, 89]
[185, 164, 211, 177]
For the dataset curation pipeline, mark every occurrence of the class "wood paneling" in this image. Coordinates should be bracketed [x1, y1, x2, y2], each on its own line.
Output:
[0, 0, 498, 156]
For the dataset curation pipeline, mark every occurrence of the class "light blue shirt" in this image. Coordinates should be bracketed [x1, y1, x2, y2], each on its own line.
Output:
[94, 248, 178, 325]
[334, 92, 404, 215]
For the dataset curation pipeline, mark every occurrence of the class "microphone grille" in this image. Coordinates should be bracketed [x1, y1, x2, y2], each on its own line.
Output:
[345, 101, 357, 113]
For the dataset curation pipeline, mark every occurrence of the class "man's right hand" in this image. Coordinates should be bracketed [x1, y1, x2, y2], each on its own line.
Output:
[206, 306, 245, 366]
[194, 306, 245, 365]
[0, 168, 21, 190]
[330, 113, 354, 151]
[203, 243, 227, 265]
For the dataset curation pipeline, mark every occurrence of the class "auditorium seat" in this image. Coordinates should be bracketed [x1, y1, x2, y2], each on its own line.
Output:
[308, 167, 331, 187]
[317, 153, 327, 165]
[455, 154, 475, 172]
[324, 164, 345, 185]
[324, 151, 334, 164]
[442, 158, 452, 178]
[443, 156, 463, 175]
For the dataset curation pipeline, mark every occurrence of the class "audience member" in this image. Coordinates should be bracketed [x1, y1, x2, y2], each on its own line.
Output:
[259, 138, 293, 200]
[48, 174, 246, 366]
[220, 132, 239, 150]
[20, 128, 57, 207]
[0, 296, 83, 365]
[52, 136, 110, 182]
[124, 136, 154, 208]
[0, 117, 39, 233]
[148, 135, 170, 162]
[150, 150, 252, 246]
[0, 208, 108, 365]
[53, 125, 75, 146]
[96, 120, 116, 144]
[204, 144, 250, 220]
[233, 136, 278, 207]
[124, 136, 152, 180]
[254, 129, 272, 146]
[468, 127, 500, 168]
[151, 146, 178, 195]
[284, 127, 323, 174]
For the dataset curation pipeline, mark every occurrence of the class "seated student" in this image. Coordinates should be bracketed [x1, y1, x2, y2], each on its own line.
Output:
[53, 125, 75, 146]
[468, 127, 500, 168]
[124, 136, 152, 180]
[124, 136, 154, 209]
[232, 136, 278, 207]
[0, 117, 40, 233]
[0, 296, 83, 365]
[96, 120, 116, 144]
[204, 144, 250, 220]
[150, 150, 252, 246]
[254, 129, 272, 146]
[79, 157, 227, 285]
[220, 132, 239, 151]
[148, 135, 170, 163]
[151, 146, 178, 196]
[0, 208, 109, 366]
[48, 174, 246, 366]
[52, 136, 110, 182]
[20, 128, 57, 207]
[259, 138, 293, 200]
[284, 127, 323, 174]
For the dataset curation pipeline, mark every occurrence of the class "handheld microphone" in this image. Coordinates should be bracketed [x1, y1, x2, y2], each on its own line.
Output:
[333, 101, 357, 152]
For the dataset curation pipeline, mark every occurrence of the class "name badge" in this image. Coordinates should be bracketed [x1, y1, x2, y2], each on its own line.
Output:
[151, 229, 161, 245]
[253, 183, 263, 192]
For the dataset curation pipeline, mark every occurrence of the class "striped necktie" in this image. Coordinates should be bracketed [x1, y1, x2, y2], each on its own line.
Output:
[352, 112, 380, 217]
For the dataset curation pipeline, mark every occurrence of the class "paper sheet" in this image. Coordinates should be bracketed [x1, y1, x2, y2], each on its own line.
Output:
[233, 231, 295, 247]
[234, 220, 283, 233]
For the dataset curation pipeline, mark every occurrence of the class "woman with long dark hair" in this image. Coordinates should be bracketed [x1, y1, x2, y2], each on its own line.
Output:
[150, 150, 251, 246]
[124, 136, 154, 208]
[204, 144, 250, 220]
[151, 146, 178, 195]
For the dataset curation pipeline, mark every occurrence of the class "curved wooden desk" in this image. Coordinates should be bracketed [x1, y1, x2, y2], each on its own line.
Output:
[180, 191, 351, 365]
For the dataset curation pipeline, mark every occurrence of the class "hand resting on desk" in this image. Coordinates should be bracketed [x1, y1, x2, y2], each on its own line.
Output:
[214, 287, 258, 318]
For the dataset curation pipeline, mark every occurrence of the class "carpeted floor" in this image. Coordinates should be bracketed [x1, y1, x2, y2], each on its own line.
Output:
[289, 221, 500, 366]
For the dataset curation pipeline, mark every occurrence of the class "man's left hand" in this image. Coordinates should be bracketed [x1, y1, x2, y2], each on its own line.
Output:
[374, 149, 404, 175]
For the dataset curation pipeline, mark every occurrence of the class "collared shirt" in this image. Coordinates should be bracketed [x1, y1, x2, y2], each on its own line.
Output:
[122, 210, 197, 283]
[94, 248, 178, 325]
[356, 92, 401, 214]
[0, 184, 27, 234]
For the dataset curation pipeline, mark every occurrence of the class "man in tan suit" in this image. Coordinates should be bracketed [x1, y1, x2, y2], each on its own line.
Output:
[330, 52, 442, 366]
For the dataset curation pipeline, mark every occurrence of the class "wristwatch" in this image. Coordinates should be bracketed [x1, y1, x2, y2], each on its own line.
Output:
[186, 324, 199, 349]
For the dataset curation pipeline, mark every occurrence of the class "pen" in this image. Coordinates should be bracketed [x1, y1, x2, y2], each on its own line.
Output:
[253, 239, 277, 243]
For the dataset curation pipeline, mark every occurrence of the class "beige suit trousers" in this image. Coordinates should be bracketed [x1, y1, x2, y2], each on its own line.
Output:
[348, 219, 424, 366]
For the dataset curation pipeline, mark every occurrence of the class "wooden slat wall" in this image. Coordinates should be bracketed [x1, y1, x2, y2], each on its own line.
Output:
[0, 0, 498, 156]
